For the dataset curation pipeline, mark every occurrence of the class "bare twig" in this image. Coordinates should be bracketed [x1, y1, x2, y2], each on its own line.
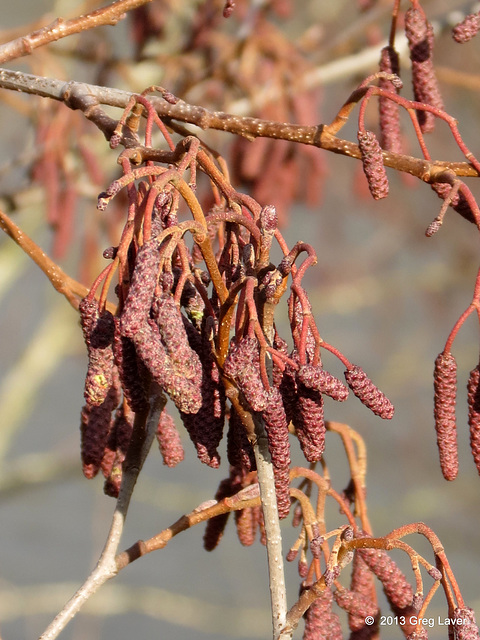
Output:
[38, 392, 165, 640]
[0, 0, 152, 64]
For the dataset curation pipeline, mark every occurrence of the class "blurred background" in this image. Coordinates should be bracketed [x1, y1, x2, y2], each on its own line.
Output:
[0, 0, 479, 639]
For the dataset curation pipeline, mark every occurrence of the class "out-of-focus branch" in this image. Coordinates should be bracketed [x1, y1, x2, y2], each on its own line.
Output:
[0, 0, 152, 64]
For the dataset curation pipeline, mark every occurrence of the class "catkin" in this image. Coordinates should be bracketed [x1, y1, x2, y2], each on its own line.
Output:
[452, 607, 480, 640]
[156, 408, 185, 467]
[294, 385, 326, 462]
[344, 365, 394, 419]
[452, 13, 480, 43]
[357, 130, 389, 200]
[359, 544, 413, 612]
[405, 7, 444, 133]
[298, 364, 349, 401]
[467, 366, 480, 475]
[433, 351, 458, 481]
[378, 46, 403, 154]
[303, 588, 343, 640]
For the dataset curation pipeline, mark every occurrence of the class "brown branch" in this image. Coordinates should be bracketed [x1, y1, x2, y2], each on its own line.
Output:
[0, 0, 152, 64]
[0, 68, 478, 183]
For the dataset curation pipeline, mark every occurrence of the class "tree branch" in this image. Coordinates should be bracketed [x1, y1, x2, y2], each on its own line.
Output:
[0, 68, 478, 182]
[0, 0, 152, 64]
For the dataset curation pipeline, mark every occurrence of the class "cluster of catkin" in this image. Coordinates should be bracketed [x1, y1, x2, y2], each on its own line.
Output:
[433, 350, 480, 481]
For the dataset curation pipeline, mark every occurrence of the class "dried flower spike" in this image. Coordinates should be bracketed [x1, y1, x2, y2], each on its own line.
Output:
[433, 351, 458, 480]
[344, 364, 394, 419]
[357, 130, 389, 200]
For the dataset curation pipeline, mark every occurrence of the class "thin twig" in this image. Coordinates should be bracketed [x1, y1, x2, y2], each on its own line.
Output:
[0, 0, 152, 64]
[38, 392, 165, 640]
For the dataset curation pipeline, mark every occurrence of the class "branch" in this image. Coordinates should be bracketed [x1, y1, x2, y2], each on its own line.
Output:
[0, 68, 478, 182]
[0, 0, 152, 64]
[38, 392, 165, 640]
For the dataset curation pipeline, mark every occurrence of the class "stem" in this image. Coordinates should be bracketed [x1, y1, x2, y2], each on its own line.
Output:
[38, 392, 165, 640]
[252, 414, 291, 640]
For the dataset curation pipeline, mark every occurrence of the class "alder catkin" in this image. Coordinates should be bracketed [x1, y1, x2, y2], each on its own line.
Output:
[333, 588, 378, 622]
[405, 6, 444, 133]
[349, 550, 377, 632]
[378, 46, 403, 154]
[303, 589, 343, 640]
[452, 607, 480, 640]
[359, 544, 414, 612]
[156, 408, 185, 467]
[357, 130, 389, 200]
[294, 385, 326, 462]
[297, 364, 349, 401]
[452, 13, 480, 43]
[344, 365, 394, 419]
[467, 365, 480, 475]
[433, 351, 458, 481]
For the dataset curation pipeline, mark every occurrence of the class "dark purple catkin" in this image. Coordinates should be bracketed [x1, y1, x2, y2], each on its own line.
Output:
[101, 405, 134, 479]
[203, 475, 240, 551]
[433, 351, 458, 481]
[112, 317, 148, 413]
[262, 387, 291, 519]
[227, 408, 256, 472]
[223, 336, 267, 411]
[134, 320, 202, 413]
[79, 300, 116, 406]
[178, 321, 225, 468]
[80, 383, 120, 479]
[120, 240, 161, 338]
[452, 607, 480, 640]
[357, 130, 389, 200]
[378, 46, 403, 154]
[405, 7, 444, 133]
[344, 364, 394, 419]
[156, 408, 184, 467]
[298, 364, 349, 401]
[452, 13, 480, 43]
[467, 366, 480, 475]
[293, 385, 326, 462]
[303, 588, 343, 640]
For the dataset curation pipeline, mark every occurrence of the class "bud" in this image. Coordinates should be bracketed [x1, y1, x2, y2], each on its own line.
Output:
[357, 130, 389, 200]
[433, 351, 458, 480]
[344, 364, 394, 419]
[467, 365, 480, 475]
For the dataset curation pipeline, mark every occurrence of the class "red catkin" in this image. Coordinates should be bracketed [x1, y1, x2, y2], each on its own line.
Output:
[294, 385, 326, 462]
[378, 46, 403, 154]
[452, 607, 480, 640]
[359, 544, 413, 612]
[303, 588, 343, 640]
[405, 7, 444, 133]
[357, 130, 389, 200]
[452, 13, 480, 43]
[433, 351, 458, 481]
[467, 365, 480, 475]
[262, 387, 291, 519]
[223, 336, 267, 411]
[333, 588, 378, 622]
[297, 364, 349, 401]
[156, 408, 185, 467]
[235, 507, 257, 546]
[344, 364, 394, 419]
[349, 550, 377, 633]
